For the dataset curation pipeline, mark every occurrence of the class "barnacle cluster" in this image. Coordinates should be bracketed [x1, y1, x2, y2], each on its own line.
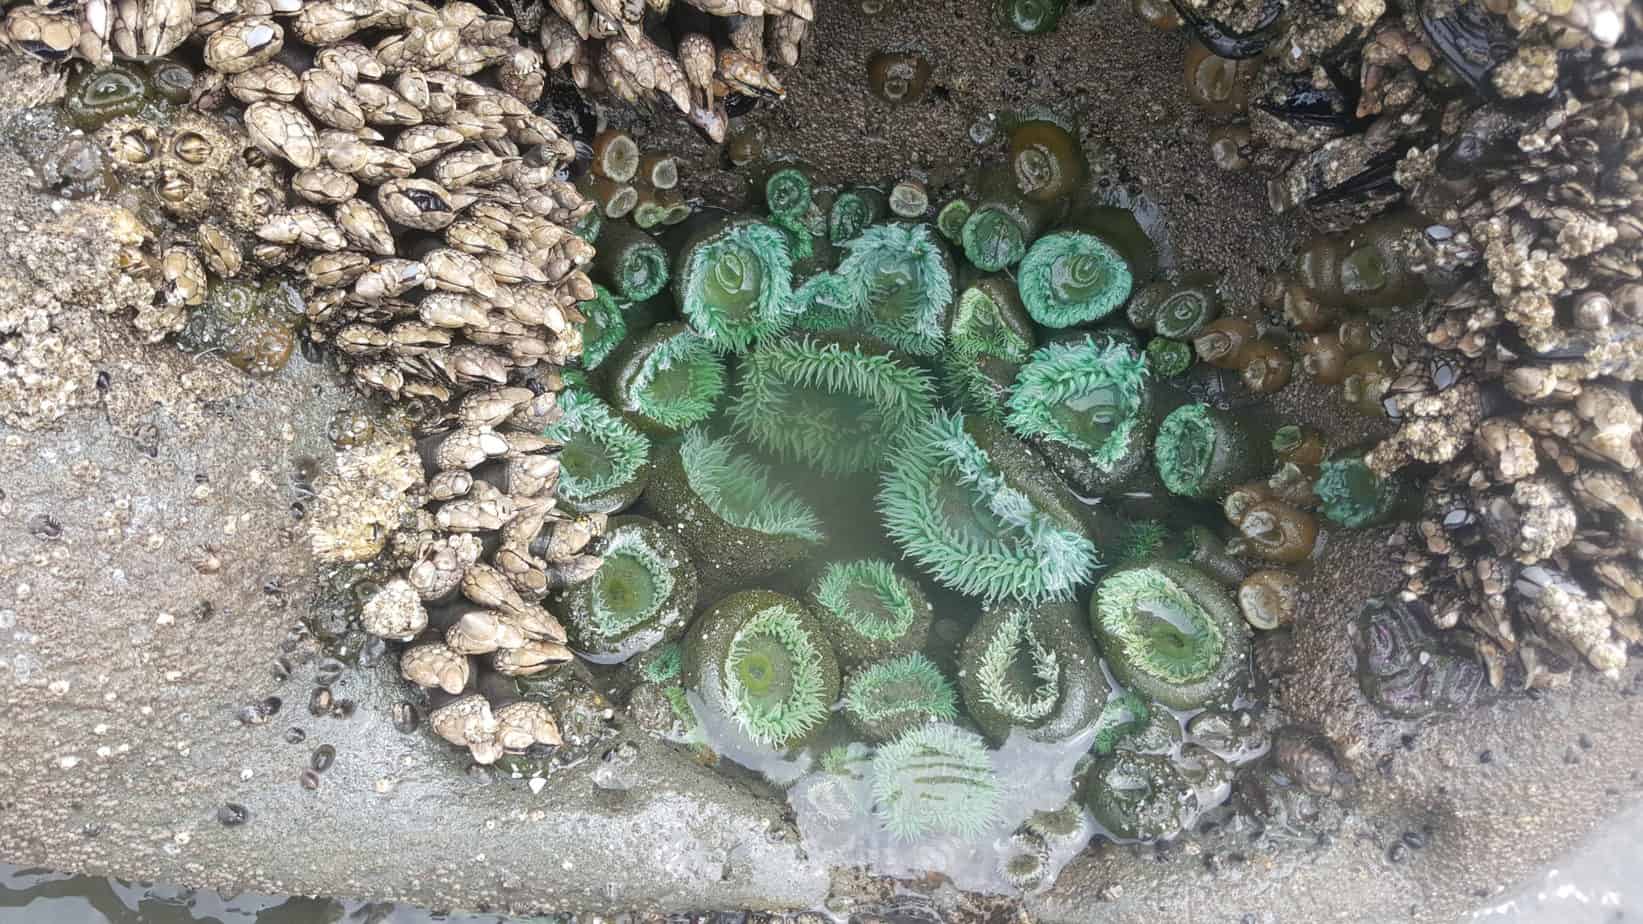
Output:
[1161, 0, 1643, 688]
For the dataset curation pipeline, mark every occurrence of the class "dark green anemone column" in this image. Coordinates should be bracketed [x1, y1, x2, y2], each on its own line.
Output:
[841, 653, 959, 742]
[870, 723, 1002, 841]
[834, 223, 956, 356]
[728, 332, 936, 474]
[1127, 274, 1221, 340]
[541, 389, 652, 516]
[1018, 230, 1134, 328]
[560, 516, 697, 664]
[1153, 402, 1272, 501]
[1005, 336, 1156, 495]
[878, 410, 1098, 603]
[645, 428, 825, 595]
[673, 215, 796, 353]
[1089, 560, 1250, 710]
[682, 589, 840, 751]
[958, 600, 1107, 745]
[807, 558, 934, 667]
[592, 222, 671, 303]
[604, 321, 727, 435]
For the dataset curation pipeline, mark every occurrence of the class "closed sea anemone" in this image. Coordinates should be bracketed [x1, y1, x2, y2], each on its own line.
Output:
[958, 600, 1106, 744]
[645, 428, 825, 593]
[842, 652, 959, 742]
[560, 516, 697, 664]
[1314, 453, 1408, 528]
[1089, 560, 1250, 710]
[1153, 402, 1269, 501]
[878, 410, 1098, 603]
[1018, 231, 1134, 328]
[683, 590, 840, 751]
[592, 222, 670, 303]
[673, 215, 796, 353]
[808, 558, 934, 667]
[834, 223, 956, 356]
[605, 321, 728, 434]
[540, 389, 652, 515]
[728, 333, 937, 474]
[870, 723, 1002, 841]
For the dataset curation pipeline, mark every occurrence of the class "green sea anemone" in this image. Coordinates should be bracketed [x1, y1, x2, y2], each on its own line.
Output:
[791, 272, 858, 332]
[938, 350, 1021, 419]
[1116, 519, 1170, 564]
[763, 163, 815, 222]
[728, 333, 937, 474]
[1018, 231, 1134, 328]
[871, 723, 1002, 841]
[1143, 337, 1193, 378]
[808, 558, 934, 667]
[645, 428, 825, 594]
[605, 321, 727, 434]
[541, 389, 652, 515]
[961, 171, 1053, 272]
[842, 653, 960, 742]
[638, 640, 683, 684]
[1008, 119, 1085, 203]
[1006, 337, 1149, 471]
[834, 223, 956, 357]
[1126, 275, 1221, 340]
[879, 411, 1098, 603]
[560, 516, 697, 663]
[1315, 454, 1408, 528]
[592, 222, 670, 302]
[948, 275, 1035, 362]
[958, 600, 1106, 744]
[673, 215, 795, 353]
[682, 589, 840, 750]
[579, 284, 629, 371]
[1089, 560, 1250, 710]
[936, 200, 973, 243]
[65, 64, 149, 129]
[1083, 751, 1197, 841]
[830, 187, 888, 244]
[1003, 0, 1066, 33]
[1153, 402, 1269, 501]
[1090, 689, 1150, 756]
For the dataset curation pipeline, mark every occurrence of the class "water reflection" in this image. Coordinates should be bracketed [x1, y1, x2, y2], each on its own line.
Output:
[0, 866, 537, 924]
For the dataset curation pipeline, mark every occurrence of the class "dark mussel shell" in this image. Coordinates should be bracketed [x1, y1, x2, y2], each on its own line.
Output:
[1169, 0, 1283, 59]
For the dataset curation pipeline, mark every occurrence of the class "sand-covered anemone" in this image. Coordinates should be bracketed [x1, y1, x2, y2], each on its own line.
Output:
[958, 600, 1106, 744]
[682, 590, 841, 751]
[1018, 231, 1134, 328]
[673, 215, 796, 353]
[541, 389, 652, 516]
[728, 333, 937, 474]
[961, 170, 1053, 272]
[842, 653, 960, 742]
[1154, 402, 1270, 501]
[871, 723, 1002, 841]
[1090, 561, 1250, 710]
[605, 321, 728, 435]
[879, 411, 1098, 603]
[1083, 751, 1198, 841]
[834, 223, 956, 356]
[807, 558, 934, 667]
[645, 429, 825, 594]
[560, 516, 697, 664]
[1006, 336, 1154, 495]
